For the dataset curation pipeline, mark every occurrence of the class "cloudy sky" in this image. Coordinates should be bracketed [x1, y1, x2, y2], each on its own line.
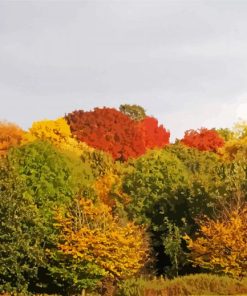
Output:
[1, 0, 247, 140]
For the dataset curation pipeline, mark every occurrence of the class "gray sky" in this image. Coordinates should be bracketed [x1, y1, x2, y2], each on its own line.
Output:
[1, 0, 247, 140]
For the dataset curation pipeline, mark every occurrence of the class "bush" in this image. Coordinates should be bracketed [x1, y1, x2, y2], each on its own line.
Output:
[117, 274, 247, 296]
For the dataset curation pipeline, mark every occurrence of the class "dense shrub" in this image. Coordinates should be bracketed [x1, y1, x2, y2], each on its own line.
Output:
[117, 274, 247, 296]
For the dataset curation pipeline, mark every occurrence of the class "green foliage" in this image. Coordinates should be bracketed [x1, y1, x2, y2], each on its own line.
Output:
[123, 149, 190, 274]
[119, 104, 146, 121]
[8, 141, 94, 211]
[219, 160, 247, 205]
[48, 253, 105, 294]
[0, 159, 45, 293]
[217, 128, 234, 141]
[80, 148, 114, 178]
[163, 219, 184, 277]
[3, 110, 247, 293]
[166, 143, 222, 188]
[123, 148, 189, 225]
[166, 144, 225, 218]
[116, 277, 146, 296]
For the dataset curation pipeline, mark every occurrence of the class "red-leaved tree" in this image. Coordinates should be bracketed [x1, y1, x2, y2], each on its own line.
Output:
[181, 128, 224, 152]
[66, 108, 145, 160]
[66, 108, 169, 160]
[138, 117, 170, 149]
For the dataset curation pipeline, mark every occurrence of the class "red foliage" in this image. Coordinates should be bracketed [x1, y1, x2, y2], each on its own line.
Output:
[66, 108, 145, 160]
[138, 117, 170, 149]
[66, 108, 170, 160]
[181, 128, 224, 152]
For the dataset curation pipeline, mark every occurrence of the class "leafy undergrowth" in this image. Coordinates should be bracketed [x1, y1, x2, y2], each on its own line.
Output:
[1, 274, 247, 295]
[116, 274, 247, 296]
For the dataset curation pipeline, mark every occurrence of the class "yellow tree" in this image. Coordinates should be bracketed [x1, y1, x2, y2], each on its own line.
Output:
[220, 138, 247, 161]
[55, 198, 149, 280]
[185, 204, 247, 277]
[219, 121, 247, 161]
[24, 118, 92, 155]
[95, 172, 130, 208]
[0, 121, 24, 156]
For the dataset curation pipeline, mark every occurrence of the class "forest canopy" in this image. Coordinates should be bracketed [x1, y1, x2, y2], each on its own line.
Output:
[0, 105, 247, 295]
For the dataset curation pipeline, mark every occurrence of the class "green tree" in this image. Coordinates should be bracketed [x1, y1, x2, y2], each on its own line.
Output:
[123, 148, 189, 225]
[217, 128, 234, 142]
[123, 145, 229, 275]
[163, 219, 185, 277]
[166, 144, 225, 219]
[8, 141, 95, 217]
[0, 159, 45, 293]
[119, 104, 146, 121]
[6, 141, 97, 293]
[48, 253, 105, 295]
[80, 148, 115, 179]
[123, 149, 190, 274]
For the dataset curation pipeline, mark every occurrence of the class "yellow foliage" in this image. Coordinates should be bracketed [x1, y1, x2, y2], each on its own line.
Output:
[24, 118, 92, 155]
[0, 121, 24, 156]
[95, 172, 130, 207]
[219, 137, 247, 161]
[55, 198, 149, 279]
[219, 121, 247, 160]
[233, 120, 247, 139]
[185, 204, 247, 277]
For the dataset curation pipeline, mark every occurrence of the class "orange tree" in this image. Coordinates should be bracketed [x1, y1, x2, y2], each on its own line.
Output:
[0, 122, 24, 156]
[184, 204, 247, 277]
[51, 198, 149, 293]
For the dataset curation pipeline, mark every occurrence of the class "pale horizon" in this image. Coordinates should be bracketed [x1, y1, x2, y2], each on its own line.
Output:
[1, 0, 247, 140]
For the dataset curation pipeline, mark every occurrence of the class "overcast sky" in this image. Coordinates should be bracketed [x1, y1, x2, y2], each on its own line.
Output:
[1, 0, 247, 140]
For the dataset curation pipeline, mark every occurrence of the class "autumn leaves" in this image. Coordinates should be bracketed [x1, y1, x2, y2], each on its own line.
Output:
[1, 105, 247, 294]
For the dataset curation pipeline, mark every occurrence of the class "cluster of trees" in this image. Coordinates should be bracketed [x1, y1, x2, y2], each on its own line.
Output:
[0, 104, 247, 295]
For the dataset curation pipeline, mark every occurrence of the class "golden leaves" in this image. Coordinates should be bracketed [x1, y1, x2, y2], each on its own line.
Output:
[55, 198, 149, 279]
[185, 206, 247, 277]
[95, 172, 130, 207]
[23, 118, 92, 156]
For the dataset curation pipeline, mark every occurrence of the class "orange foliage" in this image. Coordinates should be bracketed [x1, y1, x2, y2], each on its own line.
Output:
[0, 122, 24, 156]
[181, 128, 224, 152]
[185, 204, 247, 277]
[55, 198, 149, 279]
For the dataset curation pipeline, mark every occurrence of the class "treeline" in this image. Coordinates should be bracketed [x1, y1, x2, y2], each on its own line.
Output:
[0, 104, 247, 295]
